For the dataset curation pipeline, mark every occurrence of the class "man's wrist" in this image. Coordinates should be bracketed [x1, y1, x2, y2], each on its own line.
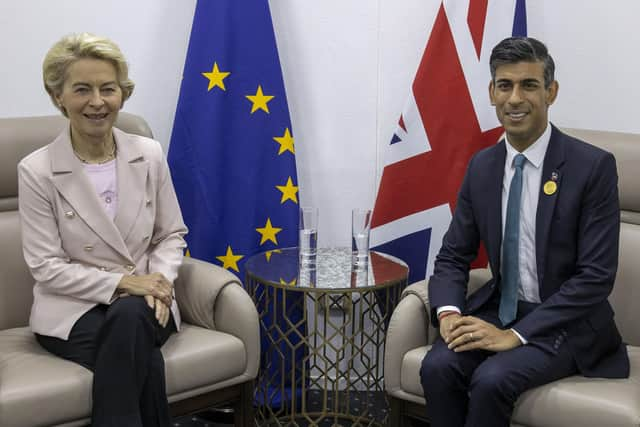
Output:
[436, 305, 461, 321]
[510, 328, 527, 345]
[438, 310, 459, 321]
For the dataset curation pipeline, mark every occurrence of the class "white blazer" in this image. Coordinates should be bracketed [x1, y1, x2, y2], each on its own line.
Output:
[18, 126, 187, 340]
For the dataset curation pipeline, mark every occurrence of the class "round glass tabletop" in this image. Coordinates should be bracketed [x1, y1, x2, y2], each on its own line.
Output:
[244, 247, 409, 291]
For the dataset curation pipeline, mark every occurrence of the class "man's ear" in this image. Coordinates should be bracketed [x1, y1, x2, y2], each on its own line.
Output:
[546, 80, 559, 105]
[488, 81, 496, 105]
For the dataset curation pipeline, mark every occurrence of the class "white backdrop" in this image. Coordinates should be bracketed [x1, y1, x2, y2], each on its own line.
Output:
[2, 0, 639, 248]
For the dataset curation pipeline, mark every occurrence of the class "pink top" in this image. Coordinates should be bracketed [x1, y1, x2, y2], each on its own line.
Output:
[83, 159, 117, 220]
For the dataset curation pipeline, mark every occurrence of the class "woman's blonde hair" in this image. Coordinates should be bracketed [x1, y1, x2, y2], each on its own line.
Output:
[43, 33, 135, 116]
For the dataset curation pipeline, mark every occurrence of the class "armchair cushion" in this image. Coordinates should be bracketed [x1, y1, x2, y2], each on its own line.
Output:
[0, 328, 92, 427]
[512, 346, 640, 427]
[0, 324, 248, 427]
[163, 324, 246, 398]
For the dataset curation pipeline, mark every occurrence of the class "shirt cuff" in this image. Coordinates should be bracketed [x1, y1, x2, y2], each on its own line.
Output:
[511, 328, 528, 345]
[436, 305, 461, 316]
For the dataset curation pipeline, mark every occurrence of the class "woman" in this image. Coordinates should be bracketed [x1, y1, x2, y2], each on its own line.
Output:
[18, 33, 187, 426]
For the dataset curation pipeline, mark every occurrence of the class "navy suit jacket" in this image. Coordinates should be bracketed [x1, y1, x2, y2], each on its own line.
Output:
[428, 125, 629, 379]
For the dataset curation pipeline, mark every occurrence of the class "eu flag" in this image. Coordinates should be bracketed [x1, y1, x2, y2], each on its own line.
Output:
[168, 0, 299, 278]
[168, 0, 303, 413]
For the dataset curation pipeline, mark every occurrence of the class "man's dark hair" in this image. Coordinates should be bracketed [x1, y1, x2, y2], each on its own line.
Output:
[490, 37, 555, 88]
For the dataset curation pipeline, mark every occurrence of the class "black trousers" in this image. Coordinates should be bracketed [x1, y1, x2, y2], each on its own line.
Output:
[420, 294, 578, 427]
[36, 296, 176, 427]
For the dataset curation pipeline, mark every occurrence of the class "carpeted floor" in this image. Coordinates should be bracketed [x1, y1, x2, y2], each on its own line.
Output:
[171, 390, 431, 426]
[173, 415, 430, 427]
[173, 415, 431, 427]
[173, 408, 234, 426]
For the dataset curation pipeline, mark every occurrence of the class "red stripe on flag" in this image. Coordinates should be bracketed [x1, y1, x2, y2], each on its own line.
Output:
[468, 0, 488, 59]
[398, 114, 407, 132]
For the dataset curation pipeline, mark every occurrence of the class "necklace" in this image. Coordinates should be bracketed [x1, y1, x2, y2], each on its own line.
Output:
[73, 142, 117, 164]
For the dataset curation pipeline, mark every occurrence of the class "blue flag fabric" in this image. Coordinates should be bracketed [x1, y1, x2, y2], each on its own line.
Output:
[168, 0, 299, 278]
[168, 0, 303, 410]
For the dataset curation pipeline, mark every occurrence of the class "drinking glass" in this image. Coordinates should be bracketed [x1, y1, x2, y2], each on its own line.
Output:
[299, 207, 318, 271]
[351, 208, 372, 272]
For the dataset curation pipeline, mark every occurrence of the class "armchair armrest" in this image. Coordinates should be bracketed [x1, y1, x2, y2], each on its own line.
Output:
[174, 257, 241, 330]
[174, 257, 260, 379]
[385, 280, 433, 393]
[214, 278, 260, 379]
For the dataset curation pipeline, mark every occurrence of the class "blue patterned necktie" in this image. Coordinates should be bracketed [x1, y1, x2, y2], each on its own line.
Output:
[499, 153, 526, 326]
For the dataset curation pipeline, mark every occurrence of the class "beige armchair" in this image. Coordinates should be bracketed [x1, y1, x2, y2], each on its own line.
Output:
[384, 128, 640, 427]
[0, 113, 259, 427]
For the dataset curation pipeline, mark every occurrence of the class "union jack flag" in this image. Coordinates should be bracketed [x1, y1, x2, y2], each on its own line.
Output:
[371, 0, 527, 284]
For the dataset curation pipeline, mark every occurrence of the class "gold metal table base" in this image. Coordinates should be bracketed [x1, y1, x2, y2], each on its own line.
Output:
[259, 413, 384, 427]
[248, 275, 405, 425]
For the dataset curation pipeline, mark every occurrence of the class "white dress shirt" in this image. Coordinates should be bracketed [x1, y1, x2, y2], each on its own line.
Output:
[437, 124, 551, 341]
[502, 123, 551, 304]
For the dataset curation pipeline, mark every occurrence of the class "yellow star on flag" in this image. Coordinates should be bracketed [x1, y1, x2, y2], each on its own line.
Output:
[216, 245, 244, 272]
[280, 277, 297, 286]
[246, 85, 274, 113]
[276, 177, 299, 204]
[265, 249, 282, 262]
[273, 128, 295, 155]
[256, 218, 282, 245]
[201, 62, 230, 91]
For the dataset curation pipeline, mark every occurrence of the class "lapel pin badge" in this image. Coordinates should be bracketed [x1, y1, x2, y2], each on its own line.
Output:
[544, 180, 557, 195]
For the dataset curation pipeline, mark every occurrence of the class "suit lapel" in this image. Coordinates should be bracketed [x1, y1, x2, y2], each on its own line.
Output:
[112, 128, 148, 243]
[487, 140, 507, 275]
[50, 128, 131, 259]
[535, 125, 566, 286]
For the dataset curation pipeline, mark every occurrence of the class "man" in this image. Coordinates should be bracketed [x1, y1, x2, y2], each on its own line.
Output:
[420, 37, 629, 427]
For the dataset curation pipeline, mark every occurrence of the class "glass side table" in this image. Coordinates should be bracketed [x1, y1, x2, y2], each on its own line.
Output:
[245, 247, 409, 427]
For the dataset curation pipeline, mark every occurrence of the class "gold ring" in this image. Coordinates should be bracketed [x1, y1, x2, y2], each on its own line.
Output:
[469, 332, 474, 341]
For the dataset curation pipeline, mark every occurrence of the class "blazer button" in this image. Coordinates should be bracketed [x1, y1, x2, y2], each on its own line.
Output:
[99, 266, 107, 271]
[125, 264, 135, 272]
[142, 235, 150, 242]
[84, 245, 94, 252]
[146, 199, 152, 207]
[64, 211, 75, 219]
